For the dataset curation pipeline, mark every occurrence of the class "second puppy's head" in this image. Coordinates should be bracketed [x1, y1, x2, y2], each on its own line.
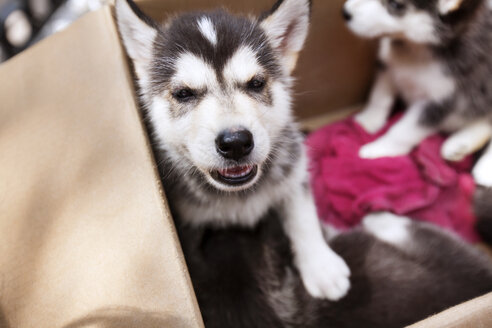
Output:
[115, 0, 310, 193]
[343, 0, 487, 44]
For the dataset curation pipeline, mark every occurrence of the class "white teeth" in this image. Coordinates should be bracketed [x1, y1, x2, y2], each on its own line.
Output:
[218, 165, 253, 178]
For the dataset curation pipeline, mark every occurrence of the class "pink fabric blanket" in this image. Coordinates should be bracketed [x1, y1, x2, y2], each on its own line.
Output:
[306, 115, 479, 242]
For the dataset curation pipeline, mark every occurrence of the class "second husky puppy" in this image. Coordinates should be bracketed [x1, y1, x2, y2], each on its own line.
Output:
[343, 0, 492, 188]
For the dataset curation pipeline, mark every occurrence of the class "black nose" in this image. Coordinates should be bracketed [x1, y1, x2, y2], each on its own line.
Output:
[342, 7, 352, 21]
[215, 129, 254, 161]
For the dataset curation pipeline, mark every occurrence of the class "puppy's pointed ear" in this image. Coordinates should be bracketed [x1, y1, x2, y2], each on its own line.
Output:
[260, 0, 311, 74]
[115, 0, 157, 82]
[438, 0, 465, 15]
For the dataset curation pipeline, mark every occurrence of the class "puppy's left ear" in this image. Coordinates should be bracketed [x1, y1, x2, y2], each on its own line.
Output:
[260, 0, 312, 74]
[438, 0, 465, 15]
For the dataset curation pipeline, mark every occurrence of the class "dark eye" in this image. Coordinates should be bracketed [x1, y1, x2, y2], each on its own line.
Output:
[247, 78, 266, 92]
[388, 0, 406, 12]
[173, 88, 195, 102]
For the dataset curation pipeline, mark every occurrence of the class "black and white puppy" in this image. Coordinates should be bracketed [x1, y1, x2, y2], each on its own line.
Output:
[115, 0, 351, 301]
[115, 0, 492, 327]
[343, 0, 492, 188]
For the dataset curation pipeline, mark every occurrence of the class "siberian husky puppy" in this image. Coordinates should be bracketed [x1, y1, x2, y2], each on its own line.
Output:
[115, 0, 351, 301]
[343, 0, 492, 245]
[115, 0, 492, 327]
[343, 0, 492, 184]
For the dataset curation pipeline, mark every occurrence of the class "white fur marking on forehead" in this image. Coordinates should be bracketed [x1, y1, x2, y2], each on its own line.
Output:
[223, 46, 262, 83]
[197, 17, 218, 46]
[173, 53, 218, 89]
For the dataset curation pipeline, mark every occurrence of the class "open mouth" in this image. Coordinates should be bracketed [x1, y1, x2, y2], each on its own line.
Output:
[211, 164, 258, 186]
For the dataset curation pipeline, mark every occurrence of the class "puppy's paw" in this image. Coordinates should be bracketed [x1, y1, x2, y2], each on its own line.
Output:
[355, 110, 386, 134]
[359, 139, 412, 159]
[441, 138, 471, 162]
[299, 247, 351, 301]
[442, 122, 492, 162]
[473, 158, 492, 186]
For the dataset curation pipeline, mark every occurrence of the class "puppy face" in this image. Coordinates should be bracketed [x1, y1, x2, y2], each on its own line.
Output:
[115, 0, 311, 193]
[343, 0, 484, 44]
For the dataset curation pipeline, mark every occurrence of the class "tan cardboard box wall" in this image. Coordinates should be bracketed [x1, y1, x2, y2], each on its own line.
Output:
[0, 1, 490, 327]
[0, 6, 201, 328]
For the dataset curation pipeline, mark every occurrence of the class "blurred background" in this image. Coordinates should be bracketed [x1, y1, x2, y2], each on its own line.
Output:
[0, 0, 109, 63]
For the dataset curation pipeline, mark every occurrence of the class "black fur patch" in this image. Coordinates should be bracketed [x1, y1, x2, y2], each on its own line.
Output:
[474, 185, 492, 244]
[409, 0, 438, 10]
[176, 209, 492, 328]
[375, 59, 388, 71]
[418, 99, 453, 127]
[431, 2, 492, 121]
[177, 210, 293, 328]
[438, 0, 483, 26]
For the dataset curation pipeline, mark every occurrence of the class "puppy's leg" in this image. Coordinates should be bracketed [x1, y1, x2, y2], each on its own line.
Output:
[282, 156, 350, 301]
[283, 187, 351, 300]
[355, 71, 395, 134]
[442, 121, 492, 162]
[359, 101, 437, 158]
[473, 142, 492, 186]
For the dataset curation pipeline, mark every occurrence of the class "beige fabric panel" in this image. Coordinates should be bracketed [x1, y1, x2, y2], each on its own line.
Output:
[134, 0, 377, 120]
[0, 7, 202, 328]
[407, 292, 492, 328]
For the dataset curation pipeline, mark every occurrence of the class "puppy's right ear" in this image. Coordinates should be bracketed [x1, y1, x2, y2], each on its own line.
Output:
[260, 0, 311, 74]
[437, 0, 465, 15]
[115, 0, 157, 81]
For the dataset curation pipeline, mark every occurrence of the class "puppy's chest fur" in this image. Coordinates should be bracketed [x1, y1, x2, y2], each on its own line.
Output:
[380, 38, 455, 105]
[380, 9, 492, 128]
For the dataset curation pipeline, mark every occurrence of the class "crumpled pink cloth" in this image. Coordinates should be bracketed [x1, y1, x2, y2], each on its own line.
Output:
[306, 115, 479, 242]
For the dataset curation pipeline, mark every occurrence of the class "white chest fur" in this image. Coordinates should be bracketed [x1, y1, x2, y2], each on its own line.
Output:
[379, 38, 455, 104]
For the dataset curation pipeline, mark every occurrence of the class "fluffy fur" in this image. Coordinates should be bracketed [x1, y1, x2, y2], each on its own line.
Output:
[116, 0, 351, 301]
[116, 0, 492, 326]
[179, 211, 492, 327]
[474, 186, 492, 244]
[343, 0, 492, 177]
[343, 0, 492, 241]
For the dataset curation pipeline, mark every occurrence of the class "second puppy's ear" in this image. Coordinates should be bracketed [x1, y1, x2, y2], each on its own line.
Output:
[438, 0, 465, 15]
[115, 0, 157, 82]
[260, 0, 311, 74]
